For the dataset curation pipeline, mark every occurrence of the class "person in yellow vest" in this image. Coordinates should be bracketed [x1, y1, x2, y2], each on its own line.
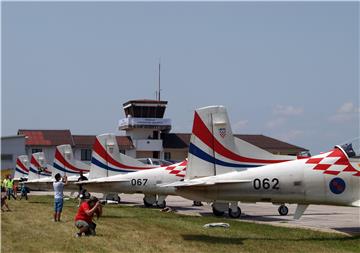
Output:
[5, 175, 16, 200]
[2, 175, 8, 189]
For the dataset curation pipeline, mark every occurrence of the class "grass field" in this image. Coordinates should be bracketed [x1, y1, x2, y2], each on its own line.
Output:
[1, 195, 359, 253]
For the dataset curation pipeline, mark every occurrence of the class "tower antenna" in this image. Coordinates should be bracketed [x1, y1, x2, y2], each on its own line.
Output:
[158, 58, 161, 101]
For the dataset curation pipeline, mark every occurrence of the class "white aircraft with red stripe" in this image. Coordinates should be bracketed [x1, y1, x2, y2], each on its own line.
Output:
[26, 146, 90, 191]
[89, 134, 156, 179]
[14, 155, 30, 181]
[25, 152, 54, 190]
[80, 117, 295, 208]
[53, 144, 90, 177]
[80, 133, 187, 207]
[28, 152, 53, 180]
[166, 106, 360, 219]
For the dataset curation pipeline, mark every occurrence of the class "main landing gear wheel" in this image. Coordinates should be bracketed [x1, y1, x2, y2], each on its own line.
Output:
[105, 193, 120, 203]
[212, 206, 225, 217]
[143, 198, 152, 207]
[156, 201, 166, 209]
[193, 201, 203, 206]
[228, 207, 241, 218]
[143, 195, 157, 207]
[278, 205, 289, 216]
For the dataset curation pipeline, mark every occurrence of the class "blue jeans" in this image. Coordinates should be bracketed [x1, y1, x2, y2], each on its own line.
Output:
[7, 188, 16, 200]
[54, 198, 63, 212]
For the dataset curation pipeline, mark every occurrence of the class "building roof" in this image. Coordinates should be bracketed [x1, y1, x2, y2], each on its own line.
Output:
[235, 134, 308, 152]
[18, 129, 74, 146]
[73, 135, 134, 150]
[1, 135, 26, 140]
[162, 133, 308, 152]
[16, 129, 307, 153]
[123, 99, 168, 107]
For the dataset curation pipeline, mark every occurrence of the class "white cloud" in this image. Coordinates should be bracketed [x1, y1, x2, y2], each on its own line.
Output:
[266, 118, 285, 129]
[273, 105, 303, 116]
[337, 102, 360, 113]
[329, 101, 360, 123]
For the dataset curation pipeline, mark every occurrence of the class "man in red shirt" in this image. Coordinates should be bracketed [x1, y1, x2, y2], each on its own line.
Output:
[74, 196, 102, 237]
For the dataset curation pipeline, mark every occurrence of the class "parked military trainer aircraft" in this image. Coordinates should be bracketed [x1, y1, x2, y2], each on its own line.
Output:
[14, 155, 30, 181]
[80, 109, 296, 211]
[25, 152, 54, 190]
[26, 145, 90, 191]
[165, 106, 360, 219]
[53, 144, 90, 177]
[79, 133, 184, 207]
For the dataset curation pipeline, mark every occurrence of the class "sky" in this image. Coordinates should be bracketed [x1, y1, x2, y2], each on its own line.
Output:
[1, 1, 359, 154]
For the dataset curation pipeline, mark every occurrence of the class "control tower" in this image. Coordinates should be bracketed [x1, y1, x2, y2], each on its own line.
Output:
[118, 99, 171, 159]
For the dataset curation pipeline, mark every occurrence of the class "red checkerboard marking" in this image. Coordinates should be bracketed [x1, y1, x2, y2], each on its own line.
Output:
[306, 149, 359, 176]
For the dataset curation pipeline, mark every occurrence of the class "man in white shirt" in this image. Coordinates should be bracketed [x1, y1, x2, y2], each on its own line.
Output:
[53, 173, 68, 222]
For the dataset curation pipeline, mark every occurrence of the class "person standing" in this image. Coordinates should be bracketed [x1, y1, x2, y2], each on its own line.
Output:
[77, 171, 88, 206]
[2, 175, 8, 189]
[5, 175, 16, 200]
[53, 173, 68, 222]
[1, 187, 11, 211]
[19, 180, 28, 200]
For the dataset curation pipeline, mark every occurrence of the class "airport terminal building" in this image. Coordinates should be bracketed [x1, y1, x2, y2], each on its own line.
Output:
[1, 99, 308, 171]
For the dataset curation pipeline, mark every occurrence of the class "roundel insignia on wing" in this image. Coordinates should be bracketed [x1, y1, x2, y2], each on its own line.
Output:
[329, 177, 346, 194]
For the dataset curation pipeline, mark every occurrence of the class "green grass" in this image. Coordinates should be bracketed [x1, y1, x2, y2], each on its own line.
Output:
[1, 196, 359, 253]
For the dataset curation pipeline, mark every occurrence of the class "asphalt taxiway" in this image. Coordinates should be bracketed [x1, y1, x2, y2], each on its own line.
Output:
[116, 193, 360, 236]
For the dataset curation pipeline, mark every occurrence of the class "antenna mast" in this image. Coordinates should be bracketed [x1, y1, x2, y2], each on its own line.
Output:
[158, 59, 161, 101]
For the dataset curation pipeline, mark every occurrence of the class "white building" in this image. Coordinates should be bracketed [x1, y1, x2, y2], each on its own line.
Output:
[118, 99, 171, 159]
[1, 135, 26, 172]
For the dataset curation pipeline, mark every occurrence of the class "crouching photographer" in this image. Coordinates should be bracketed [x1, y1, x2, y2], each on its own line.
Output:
[74, 196, 102, 237]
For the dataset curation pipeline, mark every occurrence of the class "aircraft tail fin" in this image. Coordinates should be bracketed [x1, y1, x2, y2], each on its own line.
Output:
[187, 106, 235, 179]
[186, 105, 296, 179]
[53, 145, 90, 176]
[28, 152, 52, 180]
[89, 133, 154, 179]
[14, 155, 30, 180]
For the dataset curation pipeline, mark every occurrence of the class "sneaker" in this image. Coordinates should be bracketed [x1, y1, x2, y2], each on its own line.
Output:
[74, 233, 81, 238]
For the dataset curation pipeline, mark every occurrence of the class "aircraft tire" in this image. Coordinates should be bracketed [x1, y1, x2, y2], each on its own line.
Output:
[192, 201, 203, 206]
[212, 206, 225, 217]
[228, 207, 241, 218]
[156, 201, 166, 209]
[143, 198, 154, 207]
[278, 205, 289, 216]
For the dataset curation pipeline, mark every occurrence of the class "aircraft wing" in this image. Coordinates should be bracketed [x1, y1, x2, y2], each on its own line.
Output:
[76, 178, 131, 184]
[161, 179, 251, 187]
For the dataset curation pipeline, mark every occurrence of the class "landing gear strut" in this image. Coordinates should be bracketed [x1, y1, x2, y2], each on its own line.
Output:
[278, 204, 289, 216]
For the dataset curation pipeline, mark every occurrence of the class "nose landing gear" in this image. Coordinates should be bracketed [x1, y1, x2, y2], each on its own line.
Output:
[278, 204, 289, 216]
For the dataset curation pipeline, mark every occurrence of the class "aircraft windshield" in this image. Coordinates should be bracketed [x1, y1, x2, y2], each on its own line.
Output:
[338, 137, 360, 158]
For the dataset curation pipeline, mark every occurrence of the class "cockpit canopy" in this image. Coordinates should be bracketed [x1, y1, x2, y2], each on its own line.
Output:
[337, 137, 360, 158]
